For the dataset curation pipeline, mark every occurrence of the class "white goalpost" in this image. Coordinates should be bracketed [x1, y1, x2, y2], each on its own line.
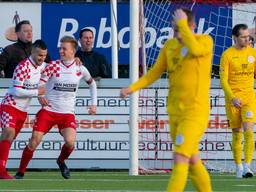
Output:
[129, 0, 140, 176]
[110, 0, 118, 79]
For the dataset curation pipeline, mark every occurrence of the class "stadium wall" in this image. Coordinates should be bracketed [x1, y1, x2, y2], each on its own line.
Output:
[0, 79, 254, 169]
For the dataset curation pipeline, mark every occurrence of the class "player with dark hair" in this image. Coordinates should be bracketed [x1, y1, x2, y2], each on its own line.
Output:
[220, 23, 256, 178]
[0, 40, 48, 179]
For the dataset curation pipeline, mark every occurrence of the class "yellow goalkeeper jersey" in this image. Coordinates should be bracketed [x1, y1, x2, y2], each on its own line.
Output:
[130, 19, 213, 116]
[220, 46, 256, 101]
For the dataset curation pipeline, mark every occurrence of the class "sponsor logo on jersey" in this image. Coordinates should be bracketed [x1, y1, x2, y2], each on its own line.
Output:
[53, 83, 77, 92]
[23, 83, 38, 89]
[175, 134, 184, 145]
[248, 55, 255, 63]
[246, 111, 253, 118]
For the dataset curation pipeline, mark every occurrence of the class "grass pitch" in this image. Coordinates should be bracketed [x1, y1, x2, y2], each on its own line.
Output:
[0, 171, 255, 192]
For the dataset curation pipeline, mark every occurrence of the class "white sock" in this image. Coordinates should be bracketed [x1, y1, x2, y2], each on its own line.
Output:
[244, 163, 250, 169]
[236, 164, 243, 170]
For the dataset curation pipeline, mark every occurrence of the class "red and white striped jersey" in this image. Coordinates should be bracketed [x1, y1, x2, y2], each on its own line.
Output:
[1, 57, 46, 112]
[40, 60, 97, 114]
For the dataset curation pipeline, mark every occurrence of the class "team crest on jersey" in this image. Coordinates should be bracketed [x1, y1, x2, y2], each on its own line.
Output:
[181, 47, 188, 57]
[246, 111, 253, 118]
[248, 56, 255, 63]
[76, 69, 81, 76]
[175, 134, 184, 145]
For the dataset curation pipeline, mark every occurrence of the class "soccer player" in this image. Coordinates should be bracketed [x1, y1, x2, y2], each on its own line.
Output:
[15, 36, 97, 179]
[0, 40, 47, 179]
[120, 9, 212, 192]
[220, 24, 256, 178]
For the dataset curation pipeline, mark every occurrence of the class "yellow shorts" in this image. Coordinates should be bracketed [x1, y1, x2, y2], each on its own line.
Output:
[225, 95, 256, 128]
[169, 114, 208, 158]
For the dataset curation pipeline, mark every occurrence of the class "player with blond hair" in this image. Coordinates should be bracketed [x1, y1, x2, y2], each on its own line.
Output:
[0, 40, 47, 179]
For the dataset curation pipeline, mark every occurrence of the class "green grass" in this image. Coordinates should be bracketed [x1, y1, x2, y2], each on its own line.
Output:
[0, 171, 255, 192]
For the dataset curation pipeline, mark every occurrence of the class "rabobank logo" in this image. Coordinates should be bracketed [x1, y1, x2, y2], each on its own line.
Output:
[58, 17, 171, 49]
[58, 17, 214, 48]
[41, 3, 231, 65]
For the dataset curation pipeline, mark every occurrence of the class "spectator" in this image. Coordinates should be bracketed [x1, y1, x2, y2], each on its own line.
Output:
[75, 28, 111, 79]
[0, 20, 50, 78]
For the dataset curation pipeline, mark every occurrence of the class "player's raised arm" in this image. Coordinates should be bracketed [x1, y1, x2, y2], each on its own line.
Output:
[173, 9, 213, 56]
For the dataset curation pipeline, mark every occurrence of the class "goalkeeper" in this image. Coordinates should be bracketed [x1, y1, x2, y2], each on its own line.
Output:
[120, 8, 212, 192]
[220, 24, 256, 178]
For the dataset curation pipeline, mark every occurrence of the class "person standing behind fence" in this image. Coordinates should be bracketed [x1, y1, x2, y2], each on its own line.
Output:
[75, 28, 111, 79]
[0, 40, 47, 179]
[0, 20, 50, 78]
[120, 8, 213, 192]
[220, 24, 256, 178]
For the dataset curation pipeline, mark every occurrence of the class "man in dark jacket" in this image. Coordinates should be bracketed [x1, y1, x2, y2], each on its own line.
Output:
[0, 20, 50, 78]
[75, 28, 111, 79]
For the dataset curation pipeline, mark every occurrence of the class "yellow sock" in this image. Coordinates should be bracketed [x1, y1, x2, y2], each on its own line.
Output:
[244, 130, 254, 164]
[166, 163, 189, 192]
[232, 132, 243, 164]
[189, 160, 212, 192]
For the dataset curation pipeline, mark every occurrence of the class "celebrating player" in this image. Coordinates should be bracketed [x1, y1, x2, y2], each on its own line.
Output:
[15, 36, 97, 179]
[0, 40, 47, 179]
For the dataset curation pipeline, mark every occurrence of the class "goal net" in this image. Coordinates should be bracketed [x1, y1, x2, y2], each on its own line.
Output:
[138, 0, 256, 174]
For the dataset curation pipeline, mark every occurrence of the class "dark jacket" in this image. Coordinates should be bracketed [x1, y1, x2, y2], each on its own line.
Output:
[75, 50, 111, 78]
[0, 39, 51, 78]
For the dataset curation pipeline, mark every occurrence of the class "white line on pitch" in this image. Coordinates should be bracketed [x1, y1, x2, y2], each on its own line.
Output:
[0, 190, 246, 192]
[7, 178, 255, 182]
[0, 190, 165, 192]
[234, 184, 255, 187]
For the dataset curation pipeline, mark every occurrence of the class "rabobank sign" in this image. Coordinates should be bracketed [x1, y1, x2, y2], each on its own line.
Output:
[42, 3, 131, 64]
[41, 3, 232, 65]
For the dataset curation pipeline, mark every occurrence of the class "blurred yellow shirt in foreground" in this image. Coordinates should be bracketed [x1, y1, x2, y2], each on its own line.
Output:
[130, 19, 213, 118]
